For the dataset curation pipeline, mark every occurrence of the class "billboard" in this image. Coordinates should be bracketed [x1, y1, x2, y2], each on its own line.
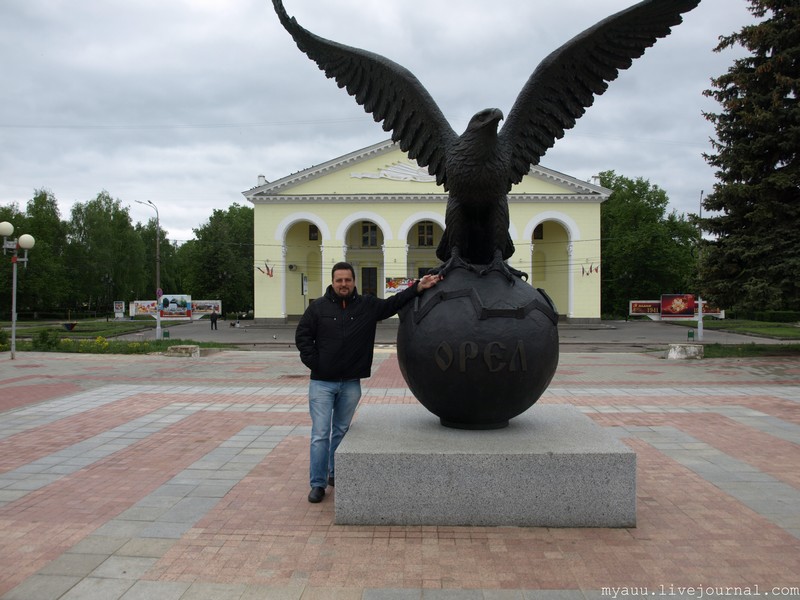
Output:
[159, 294, 192, 319]
[192, 300, 222, 317]
[629, 301, 660, 316]
[698, 300, 723, 317]
[629, 297, 724, 321]
[660, 294, 695, 319]
[385, 277, 415, 294]
[130, 300, 159, 317]
[130, 295, 193, 320]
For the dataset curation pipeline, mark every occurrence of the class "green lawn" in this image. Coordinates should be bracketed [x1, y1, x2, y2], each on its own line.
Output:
[1, 318, 184, 339]
[702, 343, 800, 358]
[686, 318, 800, 340]
[4, 318, 800, 358]
[0, 318, 233, 354]
[660, 318, 800, 357]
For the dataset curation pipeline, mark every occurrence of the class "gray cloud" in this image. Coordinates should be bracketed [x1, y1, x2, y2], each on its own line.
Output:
[1, 0, 756, 242]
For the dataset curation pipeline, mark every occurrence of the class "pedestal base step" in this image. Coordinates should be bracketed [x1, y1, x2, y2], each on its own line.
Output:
[335, 404, 636, 527]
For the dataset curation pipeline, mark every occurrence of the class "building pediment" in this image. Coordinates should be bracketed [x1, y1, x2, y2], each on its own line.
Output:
[243, 140, 609, 203]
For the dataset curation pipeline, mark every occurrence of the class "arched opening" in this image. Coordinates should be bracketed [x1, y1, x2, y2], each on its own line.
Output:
[345, 220, 385, 297]
[531, 220, 570, 315]
[406, 219, 444, 278]
[285, 220, 322, 315]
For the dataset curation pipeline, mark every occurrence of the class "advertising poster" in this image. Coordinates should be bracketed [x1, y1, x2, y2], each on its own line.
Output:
[629, 301, 660, 316]
[660, 294, 695, 318]
[192, 301, 222, 317]
[129, 298, 193, 320]
[630, 296, 723, 320]
[385, 277, 415, 294]
[131, 300, 158, 317]
[699, 300, 723, 317]
[159, 294, 192, 319]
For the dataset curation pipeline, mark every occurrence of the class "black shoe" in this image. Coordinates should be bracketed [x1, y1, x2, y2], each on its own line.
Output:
[307, 487, 325, 503]
[328, 476, 335, 487]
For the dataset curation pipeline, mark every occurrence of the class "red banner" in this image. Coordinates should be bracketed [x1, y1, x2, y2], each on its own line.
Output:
[629, 301, 660, 315]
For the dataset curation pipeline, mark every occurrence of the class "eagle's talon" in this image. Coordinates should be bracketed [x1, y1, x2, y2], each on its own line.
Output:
[480, 255, 528, 284]
[430, 254, 477, 279]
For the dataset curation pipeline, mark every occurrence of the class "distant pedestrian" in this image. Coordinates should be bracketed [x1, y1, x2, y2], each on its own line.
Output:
[210, 309, 219, 330]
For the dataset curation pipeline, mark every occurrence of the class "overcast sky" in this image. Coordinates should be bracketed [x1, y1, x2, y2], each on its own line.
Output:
[1, 0, 757, 243]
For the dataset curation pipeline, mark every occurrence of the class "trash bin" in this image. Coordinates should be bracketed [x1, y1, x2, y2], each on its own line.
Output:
[163, 330, 170, 339]
[687, 329, 694, 341]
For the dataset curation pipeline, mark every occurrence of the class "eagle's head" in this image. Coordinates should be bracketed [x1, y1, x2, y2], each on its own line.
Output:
[464, 108, 504, 134]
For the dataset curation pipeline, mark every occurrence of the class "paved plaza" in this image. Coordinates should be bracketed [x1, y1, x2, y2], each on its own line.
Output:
[0, 334, 798, 599]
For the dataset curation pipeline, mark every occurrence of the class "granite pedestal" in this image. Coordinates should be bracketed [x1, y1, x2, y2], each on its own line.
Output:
[334, 404, 636, 527]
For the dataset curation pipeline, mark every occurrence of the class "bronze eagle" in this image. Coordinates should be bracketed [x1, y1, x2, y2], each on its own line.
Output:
[272, 0, 701, 280]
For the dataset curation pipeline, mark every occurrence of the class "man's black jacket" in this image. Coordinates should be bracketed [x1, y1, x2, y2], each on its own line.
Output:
[295, 282, 420, 381]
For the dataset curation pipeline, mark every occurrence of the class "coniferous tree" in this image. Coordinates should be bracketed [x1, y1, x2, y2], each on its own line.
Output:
[699, 1, 800, 311]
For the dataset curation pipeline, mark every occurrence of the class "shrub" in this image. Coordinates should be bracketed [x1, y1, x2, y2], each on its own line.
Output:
[33, 329, 61, 350]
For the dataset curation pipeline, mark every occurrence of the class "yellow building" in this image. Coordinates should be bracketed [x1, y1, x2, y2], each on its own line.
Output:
[243, 140, 607, 323]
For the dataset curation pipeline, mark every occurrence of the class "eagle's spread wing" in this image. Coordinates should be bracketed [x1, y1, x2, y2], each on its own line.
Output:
[273, 0, 457, 188]
[500, 0, 701, 186]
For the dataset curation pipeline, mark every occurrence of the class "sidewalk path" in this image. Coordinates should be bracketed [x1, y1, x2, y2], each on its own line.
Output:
[0, 349, 798, 600]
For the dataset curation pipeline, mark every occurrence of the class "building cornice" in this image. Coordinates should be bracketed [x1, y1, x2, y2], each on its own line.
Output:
[248, 193, 606, 205]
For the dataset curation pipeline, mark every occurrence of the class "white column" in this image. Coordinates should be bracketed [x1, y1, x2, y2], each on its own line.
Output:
[280, 245, 288, 319]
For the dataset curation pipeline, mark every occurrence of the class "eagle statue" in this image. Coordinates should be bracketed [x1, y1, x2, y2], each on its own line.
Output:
[272, 0, 701, 281]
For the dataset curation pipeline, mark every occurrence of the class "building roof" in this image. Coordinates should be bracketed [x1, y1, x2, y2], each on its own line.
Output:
[243, 140, 610, 204]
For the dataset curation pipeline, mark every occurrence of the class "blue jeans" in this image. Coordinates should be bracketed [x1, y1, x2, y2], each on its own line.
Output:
[308, 379, 362, 489]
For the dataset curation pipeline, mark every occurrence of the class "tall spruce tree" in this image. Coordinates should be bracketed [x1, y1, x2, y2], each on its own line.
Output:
[699, 0, 800, 312]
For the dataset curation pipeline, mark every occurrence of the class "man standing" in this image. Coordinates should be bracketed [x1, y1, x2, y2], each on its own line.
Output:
[209, 309, 219, 330]
[295, 262, 440, 503]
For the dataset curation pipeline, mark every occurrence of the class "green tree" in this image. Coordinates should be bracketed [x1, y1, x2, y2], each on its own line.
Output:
[135, 219, 179, 299]
[23, 189, 71, 313]
[0, 203, 27, 317]
[699, 1, 800, 311]
[182, 204, 254, 315]
[600, 171, 699, 317]
[65, 191, 146, 314]
[170, 238, 195, 297]
[0, 192, 72, 316]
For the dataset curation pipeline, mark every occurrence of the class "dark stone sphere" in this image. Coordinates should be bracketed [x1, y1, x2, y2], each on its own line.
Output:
[397, 267, 559, 429]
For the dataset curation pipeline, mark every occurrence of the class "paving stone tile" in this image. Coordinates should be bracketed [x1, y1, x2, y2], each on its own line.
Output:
[118, 580, 190, 600]
[114, 538, 174, 558]
[59, 577, 134, 600]
[1, 350, 799, 599]
[38, 553, 108, 577]
[180, 581, 248, 599]
[1, 575, 81, 600]
[90, 556, 158, 580]
[66, 536, 129, 556]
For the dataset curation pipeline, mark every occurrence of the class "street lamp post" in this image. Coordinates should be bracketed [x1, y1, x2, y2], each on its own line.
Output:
[697, 190, 704, 342]
[1, 221, 35, 360]
[135, 200, 162, 340]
